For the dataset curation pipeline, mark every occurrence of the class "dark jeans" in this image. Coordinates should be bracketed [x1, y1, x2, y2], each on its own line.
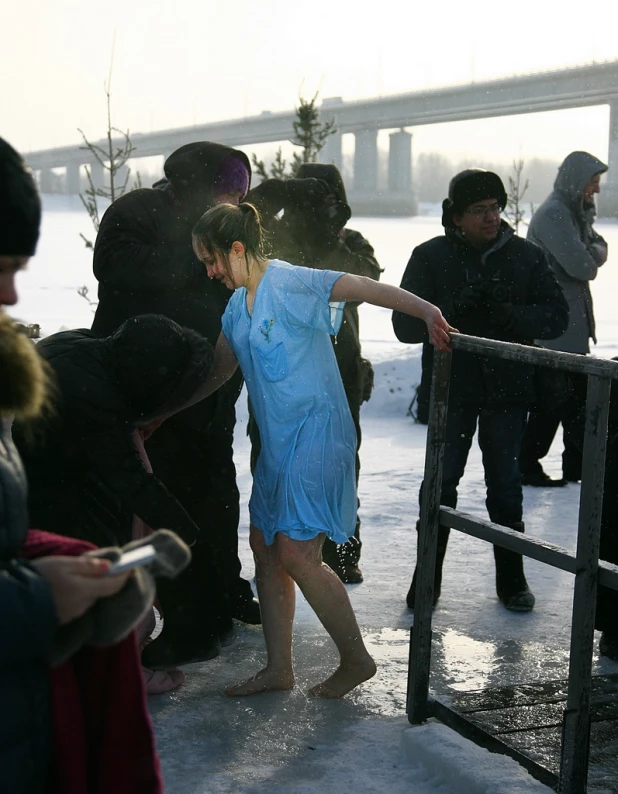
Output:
[520, 373, 586, 481]
[422, 405, 527, 526]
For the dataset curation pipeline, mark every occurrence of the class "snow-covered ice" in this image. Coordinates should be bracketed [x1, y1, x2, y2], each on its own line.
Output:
[15, 196, 618, 793]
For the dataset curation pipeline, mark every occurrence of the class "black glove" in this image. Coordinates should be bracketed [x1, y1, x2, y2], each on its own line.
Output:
[285, 178, 331, 210]
[487, 300, 515, 328]
[245, 179, 287, 216]
[452, 283, 486, 316]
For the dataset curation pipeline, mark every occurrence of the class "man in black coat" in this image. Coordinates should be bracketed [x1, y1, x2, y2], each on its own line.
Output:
[13, 314, 235, 666]
[246, 165, 381, 583]
[91, 142, 259, 668]
[392, 169, 568, 612]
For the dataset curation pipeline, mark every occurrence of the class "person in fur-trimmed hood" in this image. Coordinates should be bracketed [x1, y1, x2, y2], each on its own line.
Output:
[0, 136, 151, 794]
[519, 151, 608, 487]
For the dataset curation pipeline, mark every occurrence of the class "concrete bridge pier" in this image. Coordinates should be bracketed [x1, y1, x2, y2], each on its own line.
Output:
[320, 130, 343, 171]
[599, 101, 618, 219]
[87, 160, 105, 192]
[66, 163, 81, 195]
[39, 168, 55, 194]
[387, 129, 417, 216]
[353, 129, 378, 192]
[388, 130, 412, 192]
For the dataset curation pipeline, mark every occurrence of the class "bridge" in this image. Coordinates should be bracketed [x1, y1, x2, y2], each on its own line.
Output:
[24, 59, 618, 217]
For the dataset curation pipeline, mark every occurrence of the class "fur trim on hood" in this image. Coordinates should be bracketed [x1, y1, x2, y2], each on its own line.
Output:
[0, 312, 53, 420]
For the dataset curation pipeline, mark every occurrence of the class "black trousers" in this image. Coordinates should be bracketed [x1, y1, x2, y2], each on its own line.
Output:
[519, 373, 586, 480]
[146, 409, 250, 648]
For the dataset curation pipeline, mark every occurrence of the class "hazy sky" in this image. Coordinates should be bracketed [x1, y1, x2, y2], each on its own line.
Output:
[3, 0, 618, 165]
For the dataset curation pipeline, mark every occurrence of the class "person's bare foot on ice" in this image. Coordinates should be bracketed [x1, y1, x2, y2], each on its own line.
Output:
[225, 666, 295, 697]
[308, 655, 377, 698]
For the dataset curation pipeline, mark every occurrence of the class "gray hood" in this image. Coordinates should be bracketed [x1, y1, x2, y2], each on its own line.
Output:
[553, 151, 607, 216]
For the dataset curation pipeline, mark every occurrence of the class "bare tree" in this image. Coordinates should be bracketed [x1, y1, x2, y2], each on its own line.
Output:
[78, 82, 139, 249]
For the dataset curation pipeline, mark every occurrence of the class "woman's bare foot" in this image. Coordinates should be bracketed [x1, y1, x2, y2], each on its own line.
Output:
[225, 666, 295, 697]
[308, 656, 377, 699]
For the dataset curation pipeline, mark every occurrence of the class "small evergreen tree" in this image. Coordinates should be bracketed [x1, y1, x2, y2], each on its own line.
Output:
[504, 158, 535, 235]
[252, 92, 337, 180]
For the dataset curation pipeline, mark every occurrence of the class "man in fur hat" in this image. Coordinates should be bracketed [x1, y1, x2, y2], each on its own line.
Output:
[392, 169, 568, 613]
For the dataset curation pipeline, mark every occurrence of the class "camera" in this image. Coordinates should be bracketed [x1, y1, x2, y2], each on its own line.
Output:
[467, 276, 509, 304]
[315, 199, 351, 229]
[486, 280, 509, 303]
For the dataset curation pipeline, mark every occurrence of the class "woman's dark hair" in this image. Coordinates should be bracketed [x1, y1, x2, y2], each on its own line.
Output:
[192, 202, 269, 263]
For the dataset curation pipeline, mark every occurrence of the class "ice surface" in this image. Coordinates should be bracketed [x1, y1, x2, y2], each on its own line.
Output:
[21, 197, 618, 793]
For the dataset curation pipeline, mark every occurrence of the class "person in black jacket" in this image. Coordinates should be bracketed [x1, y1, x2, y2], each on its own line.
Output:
[393, 169, 569, 612]
[0, 136, 131, 794]
[91, 142, 260, 668]
[245, 164, 382, 584]
[12, 315, 242, 667]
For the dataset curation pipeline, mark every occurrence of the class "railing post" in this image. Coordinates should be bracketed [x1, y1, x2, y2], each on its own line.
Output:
[559, 374, 611, 794]
[407, 348, 452, 723]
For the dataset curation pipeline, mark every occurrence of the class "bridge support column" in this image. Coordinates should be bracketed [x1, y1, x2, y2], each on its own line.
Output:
[87, 161, 105, 192]
[113, 164, 130, 195]
[39, 169, 54, 194]
[354, 129, 378, 192]
[388, 130, 413, 192]
[599, 101, 618, 218]
[320, 131, 342, 171]
[66, 163, 81, 195]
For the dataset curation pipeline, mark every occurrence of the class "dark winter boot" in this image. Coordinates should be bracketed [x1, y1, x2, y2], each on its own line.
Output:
[494, 521, 535, 612]
[406, 523, 450, 610]
[599, 631, 618, 661]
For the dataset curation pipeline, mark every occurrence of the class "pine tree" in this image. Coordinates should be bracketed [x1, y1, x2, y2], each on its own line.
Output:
[504, 158, 535, 235]
[252, 93, 337, 180]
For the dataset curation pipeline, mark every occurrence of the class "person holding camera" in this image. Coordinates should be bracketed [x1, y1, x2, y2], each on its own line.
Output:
[519, 151, 608, 487]
[246, 164, 381, 584]
[393, 169, 568, 612]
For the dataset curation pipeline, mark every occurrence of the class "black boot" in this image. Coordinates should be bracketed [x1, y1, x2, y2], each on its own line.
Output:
[406, 523, 449, 610]
[323, 536, 363, 584]
[599, 631, 618, 661]
[494, 521, 535, 612]
[520, 462, 566, 487]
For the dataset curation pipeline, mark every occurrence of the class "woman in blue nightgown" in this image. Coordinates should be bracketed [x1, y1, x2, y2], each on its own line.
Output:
[190, 202, 452, 698]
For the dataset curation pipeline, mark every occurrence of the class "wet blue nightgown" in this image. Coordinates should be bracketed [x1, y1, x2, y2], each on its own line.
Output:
[221, 260, 357, 545]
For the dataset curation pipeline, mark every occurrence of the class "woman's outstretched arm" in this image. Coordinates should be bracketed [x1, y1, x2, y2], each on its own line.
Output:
[330, 274, 455, 351]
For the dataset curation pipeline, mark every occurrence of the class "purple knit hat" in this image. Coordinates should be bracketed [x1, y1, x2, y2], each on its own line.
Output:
[213, 155, 250, 199]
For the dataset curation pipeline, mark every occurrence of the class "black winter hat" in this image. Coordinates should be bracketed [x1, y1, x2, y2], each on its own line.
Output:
[0, 137, 41, 256]
[107, 314, 214, 421]
[164, 142, 251, 210]
[441, 169, 507, 229]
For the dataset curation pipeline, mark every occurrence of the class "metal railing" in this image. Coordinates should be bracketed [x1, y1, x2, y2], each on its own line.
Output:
[406, 332, 618, 794]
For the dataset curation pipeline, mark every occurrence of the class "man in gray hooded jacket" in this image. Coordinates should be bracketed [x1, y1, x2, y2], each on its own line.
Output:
[519, 151, 608, 487]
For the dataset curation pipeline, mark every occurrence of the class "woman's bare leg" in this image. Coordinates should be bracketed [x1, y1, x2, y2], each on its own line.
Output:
[226, 525, 296, 696]
[278, 534, 376, 698]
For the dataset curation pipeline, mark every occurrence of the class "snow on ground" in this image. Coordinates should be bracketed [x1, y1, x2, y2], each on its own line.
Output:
[16, 197, 618, 793]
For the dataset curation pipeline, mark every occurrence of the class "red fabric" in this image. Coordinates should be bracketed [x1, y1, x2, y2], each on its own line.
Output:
[23, 529, 163, 794]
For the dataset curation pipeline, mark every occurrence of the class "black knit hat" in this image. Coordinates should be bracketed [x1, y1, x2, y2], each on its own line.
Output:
[441, 169, 507, 229]
[107, 314, 214, 421]
[0, 137, 41, 256]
